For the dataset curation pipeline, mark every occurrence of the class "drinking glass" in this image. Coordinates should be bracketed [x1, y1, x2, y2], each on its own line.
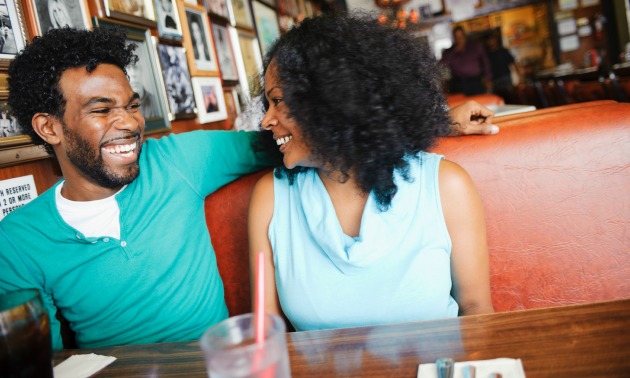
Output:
[0, 289, 53, 378]
[200, 313, 291, 378]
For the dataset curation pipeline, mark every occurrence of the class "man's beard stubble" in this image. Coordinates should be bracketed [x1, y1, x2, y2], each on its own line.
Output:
[62, 122, 142, 189]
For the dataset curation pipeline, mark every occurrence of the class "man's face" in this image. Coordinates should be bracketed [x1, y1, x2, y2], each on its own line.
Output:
[56, 64, 145, 189]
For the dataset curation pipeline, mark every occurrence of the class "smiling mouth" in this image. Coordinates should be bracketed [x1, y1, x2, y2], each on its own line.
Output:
[101, 137, 140, 159]
[275, 135, 293, 146]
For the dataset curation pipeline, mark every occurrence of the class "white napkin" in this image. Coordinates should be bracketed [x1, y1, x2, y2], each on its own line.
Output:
[54, 353, 117, 378]
[418, 358, 526, 378]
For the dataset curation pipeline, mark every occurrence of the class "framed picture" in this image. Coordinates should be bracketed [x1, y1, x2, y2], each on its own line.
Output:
[183, 0, 197, 4]
[223, 87, 240, 129]
[179, 1, 219, 76]
[0, 75, 51, 167]
[204, 0, 228, 19]
[156, 43, 197, 119]
[192, 77, 227, 124]
[103, 0, 157, 28]
[227, 0, 253, 29]
[251, 0, 280, 55]
[211, 23, 238, 82]
[26, 0, 92, 35]
[235, 29, 262, 97]
[94, 19, 171, 133]
[154, 0, 182, 39]
[0, 0, 28, 69]
[304, 0, 312, 17]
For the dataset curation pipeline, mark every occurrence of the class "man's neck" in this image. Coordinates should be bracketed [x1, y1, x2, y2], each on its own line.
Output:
[60, 179, 122, 201]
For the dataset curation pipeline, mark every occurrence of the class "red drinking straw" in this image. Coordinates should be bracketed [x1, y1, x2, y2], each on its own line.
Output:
[255, 251, 265, 344]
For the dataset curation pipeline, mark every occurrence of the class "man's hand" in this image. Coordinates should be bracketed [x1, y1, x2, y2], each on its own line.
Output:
[449, 100, 499, 136]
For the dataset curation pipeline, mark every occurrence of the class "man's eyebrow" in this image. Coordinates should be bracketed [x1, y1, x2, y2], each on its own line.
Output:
[129, 93, 140, 103]
[83, 97, 115, 107]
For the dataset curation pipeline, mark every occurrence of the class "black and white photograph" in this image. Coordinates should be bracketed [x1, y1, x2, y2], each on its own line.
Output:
[211, 23, 238, 81]
[157, 44, 196, 118]
[228, 0, 253, 29]
[32, 0, 90, 34]
[192, 76, 227, 123]
[155, 0, 182, 39]
[0, 100, 23, 138]
[180, 2, 218, 75]
[128, 43, 161, 120]
[204, 0, 228, 19]
[0, 0, 27, 60]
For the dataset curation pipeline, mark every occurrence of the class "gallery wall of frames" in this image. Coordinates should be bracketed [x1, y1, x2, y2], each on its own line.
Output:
[0, 0, 320, 168]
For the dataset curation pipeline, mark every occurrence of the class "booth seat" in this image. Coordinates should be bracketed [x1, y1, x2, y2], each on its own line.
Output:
[446, 93, 505, 108]
[206, 101, 630, 315]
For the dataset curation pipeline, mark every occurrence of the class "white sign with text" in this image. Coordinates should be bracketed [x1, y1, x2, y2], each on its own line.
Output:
[0, 175, 38, 220]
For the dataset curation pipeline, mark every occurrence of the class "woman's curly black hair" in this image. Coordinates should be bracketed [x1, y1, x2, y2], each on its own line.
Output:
[8, 27, 138, 155]
[257, 12, 452, 210]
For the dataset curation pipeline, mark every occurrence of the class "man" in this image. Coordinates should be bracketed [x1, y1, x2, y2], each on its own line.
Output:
[0, 27, 496, 352]
[485, 32, 522, 104]
[440, 26, 492, 96]
[0, 27, 269, 350]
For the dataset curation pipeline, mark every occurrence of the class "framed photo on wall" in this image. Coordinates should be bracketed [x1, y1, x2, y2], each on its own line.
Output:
[251, 0, 280, 55]
[154, 0, 182, 39]
[94, 19, 171, 133]
[179, 1, 219, 76]
[211, 23, 239, 82]
[204, 0, 228, 19]
[27, 0, 92, 35]
[235, 29, 262, 97]
[227, 0, 253, 29]
[156, 43, 197, 119]
[223, 87, 240, 129]
[0, 0, 28, 69]
[192, 77, 227, 123]
[103, 0, 157, 27]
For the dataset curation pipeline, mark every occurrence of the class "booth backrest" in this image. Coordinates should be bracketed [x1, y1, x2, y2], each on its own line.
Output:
[205, 101, 630, 315]
[447, 93, 505, 108]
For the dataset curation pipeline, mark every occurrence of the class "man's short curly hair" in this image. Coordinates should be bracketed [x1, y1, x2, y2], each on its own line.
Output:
[258, 12, 452, 210]
[8, 27, 138, 155]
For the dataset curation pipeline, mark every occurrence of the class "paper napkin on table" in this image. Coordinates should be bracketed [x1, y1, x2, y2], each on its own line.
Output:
[418, 358, 526, 378]
[54, 353, 117, 378]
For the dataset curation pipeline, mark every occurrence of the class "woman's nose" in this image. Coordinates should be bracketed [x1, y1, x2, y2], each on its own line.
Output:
[261, 109, 277, 130]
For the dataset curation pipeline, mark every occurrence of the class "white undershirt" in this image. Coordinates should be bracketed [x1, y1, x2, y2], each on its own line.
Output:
[55, 182, 123, 239]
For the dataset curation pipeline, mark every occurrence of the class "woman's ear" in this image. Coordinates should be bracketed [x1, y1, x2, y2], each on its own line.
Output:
[31, 113, 61, 147]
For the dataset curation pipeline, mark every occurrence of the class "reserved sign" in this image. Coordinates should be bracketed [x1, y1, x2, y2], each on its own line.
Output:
[0, 175, 38, 221]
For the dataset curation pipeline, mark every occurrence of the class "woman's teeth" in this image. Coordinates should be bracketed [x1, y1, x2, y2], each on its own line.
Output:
[276, 136, 293, 146]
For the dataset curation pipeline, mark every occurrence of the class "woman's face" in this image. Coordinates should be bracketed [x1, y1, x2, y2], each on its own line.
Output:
[262, 62, 315, 170]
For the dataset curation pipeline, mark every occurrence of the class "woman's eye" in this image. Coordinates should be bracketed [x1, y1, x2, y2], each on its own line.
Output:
[272, 98, 283, 105]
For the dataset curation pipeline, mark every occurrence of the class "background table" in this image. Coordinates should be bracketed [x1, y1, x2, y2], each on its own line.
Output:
[54, 299, 630, 377]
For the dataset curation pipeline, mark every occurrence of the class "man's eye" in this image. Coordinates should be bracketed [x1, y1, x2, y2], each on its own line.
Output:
[128, 103, 141, 111]
[91, 108, 111, 114]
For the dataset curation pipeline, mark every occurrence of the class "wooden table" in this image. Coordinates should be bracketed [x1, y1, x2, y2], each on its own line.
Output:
[53, 299, 630, 377]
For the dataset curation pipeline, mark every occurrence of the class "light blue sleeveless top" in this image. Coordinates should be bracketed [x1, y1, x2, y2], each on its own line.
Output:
[269, 152, 459, 331]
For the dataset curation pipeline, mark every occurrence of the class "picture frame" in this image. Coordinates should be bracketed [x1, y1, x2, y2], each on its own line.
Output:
[223, 87, 240, 129]
[235, 29, 262, 98]
[227, 0, 253, 29]
[251, 0, 280, 55]
[154, 0, 182, 39]
[0, 0, 28, 69]
[94, 18, 171, 133]
[211, 23, 239, 82]
[304, 0, 312, 17]
[25, 0, 92, 35]
[178, 1, 219, 76]
[0, 75, 51, 167]
[103, 0, 157, 28]
[191, 77, 227, 124]
[156, 43, 197, 120]
[257, 0, 275, 8]
[204, 0, 228, 19]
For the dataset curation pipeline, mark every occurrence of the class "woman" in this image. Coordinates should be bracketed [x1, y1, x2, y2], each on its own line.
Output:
[248, 13, 494, 332]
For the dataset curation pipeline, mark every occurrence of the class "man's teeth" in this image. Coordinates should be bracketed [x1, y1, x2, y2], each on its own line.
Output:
[104, 142, 137, 154]
[276, 136, 293, 146]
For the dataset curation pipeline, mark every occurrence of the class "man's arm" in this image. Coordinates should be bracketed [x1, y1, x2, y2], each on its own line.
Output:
[0, 229, 63, 350]
[449, 100, 499, 136]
